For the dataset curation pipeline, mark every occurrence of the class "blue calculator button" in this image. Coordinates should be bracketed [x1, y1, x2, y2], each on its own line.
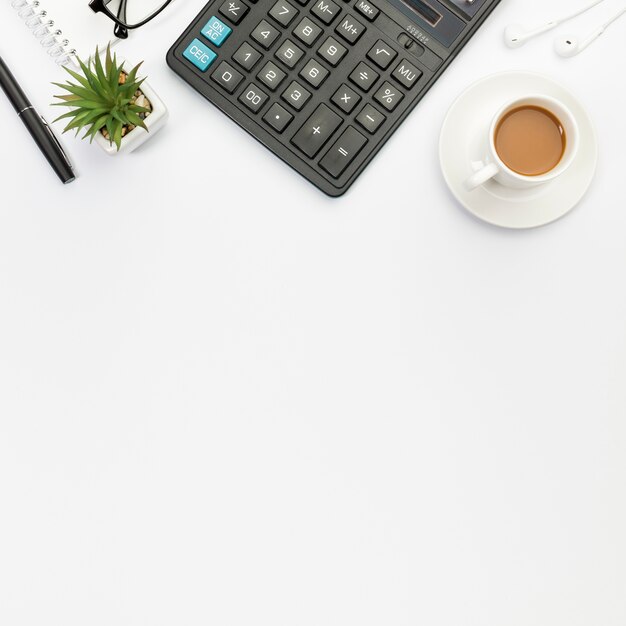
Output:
[201, 16, 232, 47]
[183, 38, 217, 71]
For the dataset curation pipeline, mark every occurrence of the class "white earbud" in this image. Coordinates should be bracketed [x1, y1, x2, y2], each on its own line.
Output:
[504, 0, 605, 48]
[555, 8, 626, 57]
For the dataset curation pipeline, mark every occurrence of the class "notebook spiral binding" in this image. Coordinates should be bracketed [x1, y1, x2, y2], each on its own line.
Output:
[10, 0, 76, 64]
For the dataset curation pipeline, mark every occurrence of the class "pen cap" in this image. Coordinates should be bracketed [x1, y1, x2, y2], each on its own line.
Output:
[0, 56, 32, 113]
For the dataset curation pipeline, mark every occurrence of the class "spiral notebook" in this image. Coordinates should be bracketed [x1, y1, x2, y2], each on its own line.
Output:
[9, 0, 116, 65]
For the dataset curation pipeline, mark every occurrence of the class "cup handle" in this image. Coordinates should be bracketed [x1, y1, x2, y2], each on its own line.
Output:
[464, 163, 499, 191]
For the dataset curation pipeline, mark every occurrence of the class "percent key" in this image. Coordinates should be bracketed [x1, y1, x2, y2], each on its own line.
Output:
[374, 81, 404, 111]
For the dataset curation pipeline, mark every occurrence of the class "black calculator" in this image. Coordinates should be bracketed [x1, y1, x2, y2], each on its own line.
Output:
[167, 0, 501, 196]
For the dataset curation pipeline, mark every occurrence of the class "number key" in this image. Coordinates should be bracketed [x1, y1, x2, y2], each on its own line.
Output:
[281, 80, 312, 110]
[257, 61, 287, 90]
[251, 20, 281, 49]
[269, 0, 299, 26]
[232, 42, 262, 70]
[238, 83, 269, 113]
[299, 58, 329, 87]
[293, 17, 323, 46]
[317, 36, 347, 66]
[210, 61, 244, 93]
[275, 39, 305, 67]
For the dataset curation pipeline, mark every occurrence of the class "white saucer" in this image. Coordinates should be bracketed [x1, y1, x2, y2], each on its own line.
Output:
[439, 72, 598, 229]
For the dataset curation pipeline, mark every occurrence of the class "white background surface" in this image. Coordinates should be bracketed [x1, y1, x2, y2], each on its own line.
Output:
[1, 0, 625, 624]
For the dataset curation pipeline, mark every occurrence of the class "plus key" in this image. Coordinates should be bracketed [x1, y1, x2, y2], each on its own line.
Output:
[291, 103, 342, 158]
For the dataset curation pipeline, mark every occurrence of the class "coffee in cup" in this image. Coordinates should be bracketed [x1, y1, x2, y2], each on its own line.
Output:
[465, 95, 579, 191]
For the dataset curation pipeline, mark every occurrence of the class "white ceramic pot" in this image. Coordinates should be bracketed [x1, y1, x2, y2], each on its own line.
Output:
[94, 58, 168, 156]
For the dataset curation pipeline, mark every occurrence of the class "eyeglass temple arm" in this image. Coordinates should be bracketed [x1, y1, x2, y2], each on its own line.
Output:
[114, 0, 129, 39]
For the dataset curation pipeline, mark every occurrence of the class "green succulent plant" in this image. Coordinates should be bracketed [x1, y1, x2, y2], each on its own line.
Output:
[52, 45, 150, 151]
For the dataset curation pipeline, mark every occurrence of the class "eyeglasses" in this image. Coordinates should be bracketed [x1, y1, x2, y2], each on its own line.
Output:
[89, 0, 174, 39]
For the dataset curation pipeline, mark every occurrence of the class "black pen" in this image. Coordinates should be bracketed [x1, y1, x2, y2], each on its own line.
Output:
[0, 55, 75, 184]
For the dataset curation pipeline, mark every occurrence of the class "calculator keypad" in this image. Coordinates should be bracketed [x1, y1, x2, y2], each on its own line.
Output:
[174, 0, 434, 194]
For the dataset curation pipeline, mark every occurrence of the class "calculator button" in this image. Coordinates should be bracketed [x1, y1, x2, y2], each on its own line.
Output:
[219, 0, 249, 24]
[263, 103, 294, 132]
[291, 103, 342, 158]
[183, 38, 217, 72]
[232, 42, 262, 70]
[257, 61, 287, 90]
[311, 0, 341, 24]
[354, 0, 379, 20]
[392, 59, 422, 89]
[355, 103, 385, 133]
[299, 59, 329, 87]
[367, 40, 397, 69]
[335, 15, 365, 43]
[330, 83, 360, 113]
[251, 20, 281, 49]
[292, 0, 311, 5]
[269, 0, 299, 26]
[373, 80, 404, 111]
[317, 37, 347, 66]
[293, 17, 323, 46]
[319, 126, 366, 178]
[348, 62, 379, 91]
[281, 80, 312, 110]
[275, 40, 305, 68]
[201, 16, 233, 47]
[211, 61, 245, 93]
[238, 83, 269, 112]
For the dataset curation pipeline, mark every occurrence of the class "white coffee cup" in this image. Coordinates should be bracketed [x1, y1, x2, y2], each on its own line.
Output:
[465, 95, 579, 191]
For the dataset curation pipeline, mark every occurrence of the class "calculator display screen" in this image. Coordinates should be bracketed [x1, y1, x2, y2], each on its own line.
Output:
[398, 0, 442, 26]
[388, 0, 466, 47]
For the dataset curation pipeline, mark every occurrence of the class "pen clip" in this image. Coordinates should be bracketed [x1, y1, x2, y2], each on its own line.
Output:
[40, 114, 74, 172]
